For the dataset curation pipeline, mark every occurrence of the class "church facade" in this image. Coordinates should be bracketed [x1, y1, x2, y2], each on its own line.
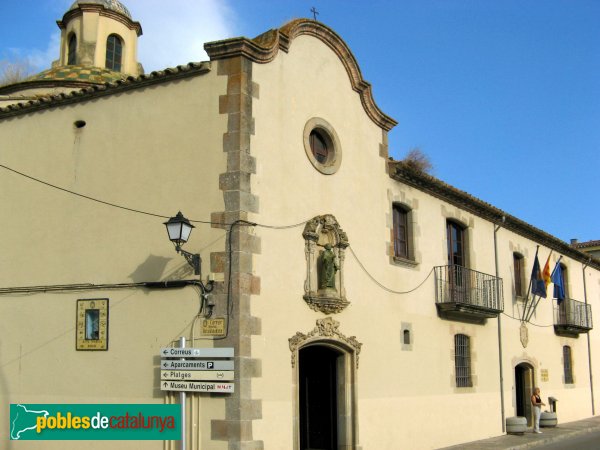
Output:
[1, 2, 598, 449]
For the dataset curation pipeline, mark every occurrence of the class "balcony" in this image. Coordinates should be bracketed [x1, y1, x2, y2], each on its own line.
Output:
[435, 265, 504, 324]
[554, 298, 593, 337]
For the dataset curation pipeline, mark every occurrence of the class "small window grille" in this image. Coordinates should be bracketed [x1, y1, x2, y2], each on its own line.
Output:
[454, 334, 472, 387]
[563, 346, 573, 384]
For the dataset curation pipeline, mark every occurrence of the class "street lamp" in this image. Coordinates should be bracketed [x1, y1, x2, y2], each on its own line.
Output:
[163, 211, 202, 276]
[164, 211, 215, 317]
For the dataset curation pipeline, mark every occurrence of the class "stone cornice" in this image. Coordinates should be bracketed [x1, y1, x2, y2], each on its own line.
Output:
[57, 4, 143, 36]
[0, 62, 210, 120]
[389, 160, 600, 270]
[204, 19, 397, 131]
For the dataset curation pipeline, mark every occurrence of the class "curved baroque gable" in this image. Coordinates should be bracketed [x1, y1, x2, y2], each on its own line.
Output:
[205, 19, 397, 131]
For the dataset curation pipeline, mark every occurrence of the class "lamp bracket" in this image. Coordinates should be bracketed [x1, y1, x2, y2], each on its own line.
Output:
[176, 246, 201, 276]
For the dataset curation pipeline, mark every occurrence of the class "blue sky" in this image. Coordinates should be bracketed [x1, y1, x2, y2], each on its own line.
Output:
[1, 0, 598, 243]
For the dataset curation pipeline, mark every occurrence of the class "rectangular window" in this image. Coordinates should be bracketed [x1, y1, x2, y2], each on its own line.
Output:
[447, 221, 465, 267]
[514, 253, 524, 297]
[563, 346, 573, 384]
[454, 334, 472, 387]
[393, 205, 409, 259]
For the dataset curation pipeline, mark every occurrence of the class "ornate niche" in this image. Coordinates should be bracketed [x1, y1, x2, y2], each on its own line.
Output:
[303, 214, 349, 314]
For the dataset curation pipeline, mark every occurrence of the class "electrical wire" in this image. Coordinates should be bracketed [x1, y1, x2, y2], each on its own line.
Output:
[348, 245, 434, 294]
[0, 163, 311, 229]
[0, 163, 174, 220]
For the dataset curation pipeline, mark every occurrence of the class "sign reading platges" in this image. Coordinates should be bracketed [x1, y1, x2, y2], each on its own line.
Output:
[161, 370, 234, 381]
[159, 346, 235, 394]
[201, 318, 226, 336]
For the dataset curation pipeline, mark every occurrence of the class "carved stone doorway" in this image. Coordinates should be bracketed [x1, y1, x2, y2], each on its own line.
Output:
[515, 363, 534, 426]
[299, 345, 340, 450]
[290, 319, 360, 449]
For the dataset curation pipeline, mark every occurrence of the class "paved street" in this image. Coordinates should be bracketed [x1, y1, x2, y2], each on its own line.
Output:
[439, 416, 600, 450]
[540, 428, 600, 450]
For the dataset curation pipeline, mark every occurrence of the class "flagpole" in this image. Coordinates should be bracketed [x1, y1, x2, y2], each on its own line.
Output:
[526, 295, 543, 323]
[527, 254, 563, 322]
[522, 246, 539, 322]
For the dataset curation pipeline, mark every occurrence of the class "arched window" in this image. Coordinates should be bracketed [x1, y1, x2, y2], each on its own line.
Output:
[67, 34, 77, 65]
[105, 34, 123, 71]
[454, 334, 472, 387]
[563, 345, 573, 384]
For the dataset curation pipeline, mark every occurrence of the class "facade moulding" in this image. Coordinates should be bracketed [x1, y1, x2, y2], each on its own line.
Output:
[288, 317, 362, 369]
[204, 18, 397, 131]
[389, 161, 600, 271]
[57, 4, 143, 36]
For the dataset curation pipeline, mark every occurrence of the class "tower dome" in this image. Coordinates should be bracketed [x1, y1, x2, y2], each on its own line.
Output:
[56, 0, 142, 74]
[68, 0, 132, 20]
[0, 0, 142, 103]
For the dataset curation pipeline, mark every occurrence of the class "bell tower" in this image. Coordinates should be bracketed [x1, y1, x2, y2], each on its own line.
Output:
[55, 0, 143, 76]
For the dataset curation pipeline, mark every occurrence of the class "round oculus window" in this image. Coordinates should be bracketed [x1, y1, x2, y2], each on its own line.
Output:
[303, 118, 341, 175]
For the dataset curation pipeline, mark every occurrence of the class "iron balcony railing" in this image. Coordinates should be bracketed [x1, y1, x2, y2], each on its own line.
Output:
[435, 265, 504, 313]
[554, 298, 593, 331]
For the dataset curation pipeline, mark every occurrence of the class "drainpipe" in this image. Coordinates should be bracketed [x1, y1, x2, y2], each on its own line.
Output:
[583, 258, 595, 415]
[494, 217, 506, 432]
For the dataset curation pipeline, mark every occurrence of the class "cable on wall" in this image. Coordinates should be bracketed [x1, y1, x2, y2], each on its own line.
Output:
[347, 245, 434, 294]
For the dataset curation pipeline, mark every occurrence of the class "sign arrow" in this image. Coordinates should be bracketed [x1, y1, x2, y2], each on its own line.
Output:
[163, 381, 168, 387]
[162, 362, 169, 368]
[162, 350, 169, 355]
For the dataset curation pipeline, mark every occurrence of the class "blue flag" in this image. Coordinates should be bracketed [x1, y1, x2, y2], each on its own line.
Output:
[530, 254, 547, 298]
[552, 262, 565, 303]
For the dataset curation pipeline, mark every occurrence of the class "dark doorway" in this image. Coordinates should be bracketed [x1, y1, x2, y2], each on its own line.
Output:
[515, 363, 534, 426]
[299, 345, 339, 450]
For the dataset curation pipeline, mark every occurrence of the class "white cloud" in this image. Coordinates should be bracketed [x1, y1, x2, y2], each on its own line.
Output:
[5, 32, 61, 74]
[126, 0, 238, 71]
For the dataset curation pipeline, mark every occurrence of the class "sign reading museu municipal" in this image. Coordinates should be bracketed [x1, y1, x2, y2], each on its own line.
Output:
[159, 347, 235, 394]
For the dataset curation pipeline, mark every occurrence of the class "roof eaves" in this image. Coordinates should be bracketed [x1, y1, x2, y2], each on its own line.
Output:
[389, 160, 600, 270]
[0, 62, 211, 120]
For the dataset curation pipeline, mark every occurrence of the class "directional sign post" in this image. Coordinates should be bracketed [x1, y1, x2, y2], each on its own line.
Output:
[158, 346, 235, 395]
[160, 381, 234, 393]
[161, 370, 234, 381]
[160, 359, 234, 371]
[160, 347, 234, 358]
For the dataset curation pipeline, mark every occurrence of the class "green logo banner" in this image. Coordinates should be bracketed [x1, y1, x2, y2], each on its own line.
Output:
[10, 404, 181, 440]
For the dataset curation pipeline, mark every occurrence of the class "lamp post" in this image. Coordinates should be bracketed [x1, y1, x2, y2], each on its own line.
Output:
[163, 211, 215, 450]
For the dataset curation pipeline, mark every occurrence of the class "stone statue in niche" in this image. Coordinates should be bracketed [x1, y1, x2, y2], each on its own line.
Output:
[303, 214, 349, 314]
[318, 243, 339, 291]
